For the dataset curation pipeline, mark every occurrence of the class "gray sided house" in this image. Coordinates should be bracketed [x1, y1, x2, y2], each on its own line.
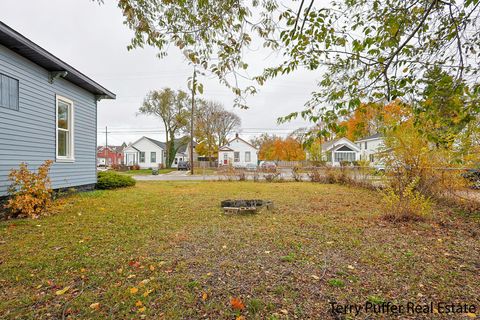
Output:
[0, 22, 115, 196]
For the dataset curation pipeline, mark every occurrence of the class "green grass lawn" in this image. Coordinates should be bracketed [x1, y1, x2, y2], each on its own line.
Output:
[0, 182, 479, 319]
[119, 168, 176, 175]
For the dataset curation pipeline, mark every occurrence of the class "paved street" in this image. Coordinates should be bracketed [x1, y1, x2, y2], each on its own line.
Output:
[133, 168, 298, 181]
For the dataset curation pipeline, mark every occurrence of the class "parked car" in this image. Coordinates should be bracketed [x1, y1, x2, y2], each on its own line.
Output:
[462, 168, 480, 189]
[177, 161, 191, 171]
[246, 163, 258, 171]
[233, 163, 246, 169]
[259, 161, 277, 172]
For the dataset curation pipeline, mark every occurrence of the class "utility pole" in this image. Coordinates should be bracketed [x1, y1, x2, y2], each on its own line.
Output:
[190, 67, 196, 175]
[105, 126, 108, 167]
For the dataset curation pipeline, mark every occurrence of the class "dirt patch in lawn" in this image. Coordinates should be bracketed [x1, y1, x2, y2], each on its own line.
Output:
[0, 182, 478, 319]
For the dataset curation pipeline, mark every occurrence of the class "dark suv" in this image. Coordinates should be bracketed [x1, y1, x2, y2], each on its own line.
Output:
[177, 161, 191, 171]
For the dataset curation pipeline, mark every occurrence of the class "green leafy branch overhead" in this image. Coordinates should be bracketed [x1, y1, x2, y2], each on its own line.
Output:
[104, 0, 480, 136]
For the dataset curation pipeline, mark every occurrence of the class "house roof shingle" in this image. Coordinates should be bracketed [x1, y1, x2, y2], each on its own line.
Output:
[143, 136, 195, 154]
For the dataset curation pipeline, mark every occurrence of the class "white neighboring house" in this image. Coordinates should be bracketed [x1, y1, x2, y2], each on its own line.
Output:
[218, 134, 258, 167]
[355, 133, 385, 163]
[321, 137, 360, 166]
[123, 136, 195, 169]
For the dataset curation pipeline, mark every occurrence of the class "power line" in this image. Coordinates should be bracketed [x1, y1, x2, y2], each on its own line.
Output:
[96, 126, 308, 131]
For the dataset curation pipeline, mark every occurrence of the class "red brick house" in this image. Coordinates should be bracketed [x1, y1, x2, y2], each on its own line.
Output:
[97, 143, 126, 167]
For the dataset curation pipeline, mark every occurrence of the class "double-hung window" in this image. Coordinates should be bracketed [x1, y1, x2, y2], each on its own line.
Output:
[234, 152, 240, 162]
[245, 151, 251, 162]
[151, 152, 156, 163]
[139, 152, 145, 163]
[0, 73, 19, 111]
[56, 95, 74, 161]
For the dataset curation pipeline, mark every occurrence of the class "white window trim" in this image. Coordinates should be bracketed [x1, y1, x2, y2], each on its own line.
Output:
[55, 95, 75, 162]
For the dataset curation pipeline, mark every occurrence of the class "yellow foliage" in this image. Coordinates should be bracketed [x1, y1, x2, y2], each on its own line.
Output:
[382, 178, 432, 221]
[4, 160, 53, 219]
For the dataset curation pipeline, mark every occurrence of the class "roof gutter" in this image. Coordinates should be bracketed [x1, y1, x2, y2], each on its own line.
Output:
[0, 21, 116, 99]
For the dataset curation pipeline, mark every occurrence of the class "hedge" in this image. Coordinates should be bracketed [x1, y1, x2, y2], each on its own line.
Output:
[96, 171, 136, 190]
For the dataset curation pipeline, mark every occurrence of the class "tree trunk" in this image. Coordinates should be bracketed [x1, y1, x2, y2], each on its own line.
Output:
[165, 130, 171, 168]
[167, 131, 176, 168]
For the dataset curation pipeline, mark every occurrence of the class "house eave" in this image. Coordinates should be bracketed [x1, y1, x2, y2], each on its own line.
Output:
[0, 22, 116, 99]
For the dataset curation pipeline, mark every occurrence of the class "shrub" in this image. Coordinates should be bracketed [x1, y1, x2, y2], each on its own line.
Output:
[237, 171, 246, 181]
[264, 172, 281, 182]
[308, 168, 323, 182]
[219, 165, 236, 181]
[382, 179, 432, 222]
[4, 160, 53, 219]
[128, 164, 140, 171]
[291, 166, 302, 182]
[253, 171, 260, 182]
[96, 171, 136, 190]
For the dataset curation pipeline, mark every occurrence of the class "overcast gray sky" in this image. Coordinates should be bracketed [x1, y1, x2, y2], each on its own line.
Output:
[1, 0, 320, 145]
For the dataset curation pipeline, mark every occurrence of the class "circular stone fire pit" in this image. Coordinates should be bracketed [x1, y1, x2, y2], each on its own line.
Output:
[220, 199, 274, 214]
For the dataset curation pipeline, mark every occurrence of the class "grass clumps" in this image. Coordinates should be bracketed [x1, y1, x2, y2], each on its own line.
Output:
[96, 171, 136, 190]
[328, 279, 345, 288]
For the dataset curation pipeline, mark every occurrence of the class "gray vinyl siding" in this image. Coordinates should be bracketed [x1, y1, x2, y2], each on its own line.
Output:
[0, 44, 97, 196]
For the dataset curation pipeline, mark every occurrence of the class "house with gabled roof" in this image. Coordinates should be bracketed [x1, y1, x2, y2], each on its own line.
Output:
[0, 22, 115, 195]
[123, 136, 196, 168]
[355, 133, 385, 162]
[97, 143, 127, 167]
[321, 137, 360, 166]
[218, 133, 258, 167]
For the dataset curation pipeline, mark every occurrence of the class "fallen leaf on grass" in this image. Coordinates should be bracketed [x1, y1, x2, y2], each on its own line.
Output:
[202, 292, 208, 301]
[135, 301, 143, 307]
[129, 260, 141, 268]
[149, 265, 155, 271]
[466, 313, 476, 319]
[143, 289, 154, 297]
[138, 307, 146, 313]
[55, 286, 70, 295]
[139, 279, 150, 286]
[130, 287, 139, 294]
[230, 297, 245, 310]
[236, 316, 246, 320]
[347, 265, 355, 270]
[90, 302, 100, 310]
